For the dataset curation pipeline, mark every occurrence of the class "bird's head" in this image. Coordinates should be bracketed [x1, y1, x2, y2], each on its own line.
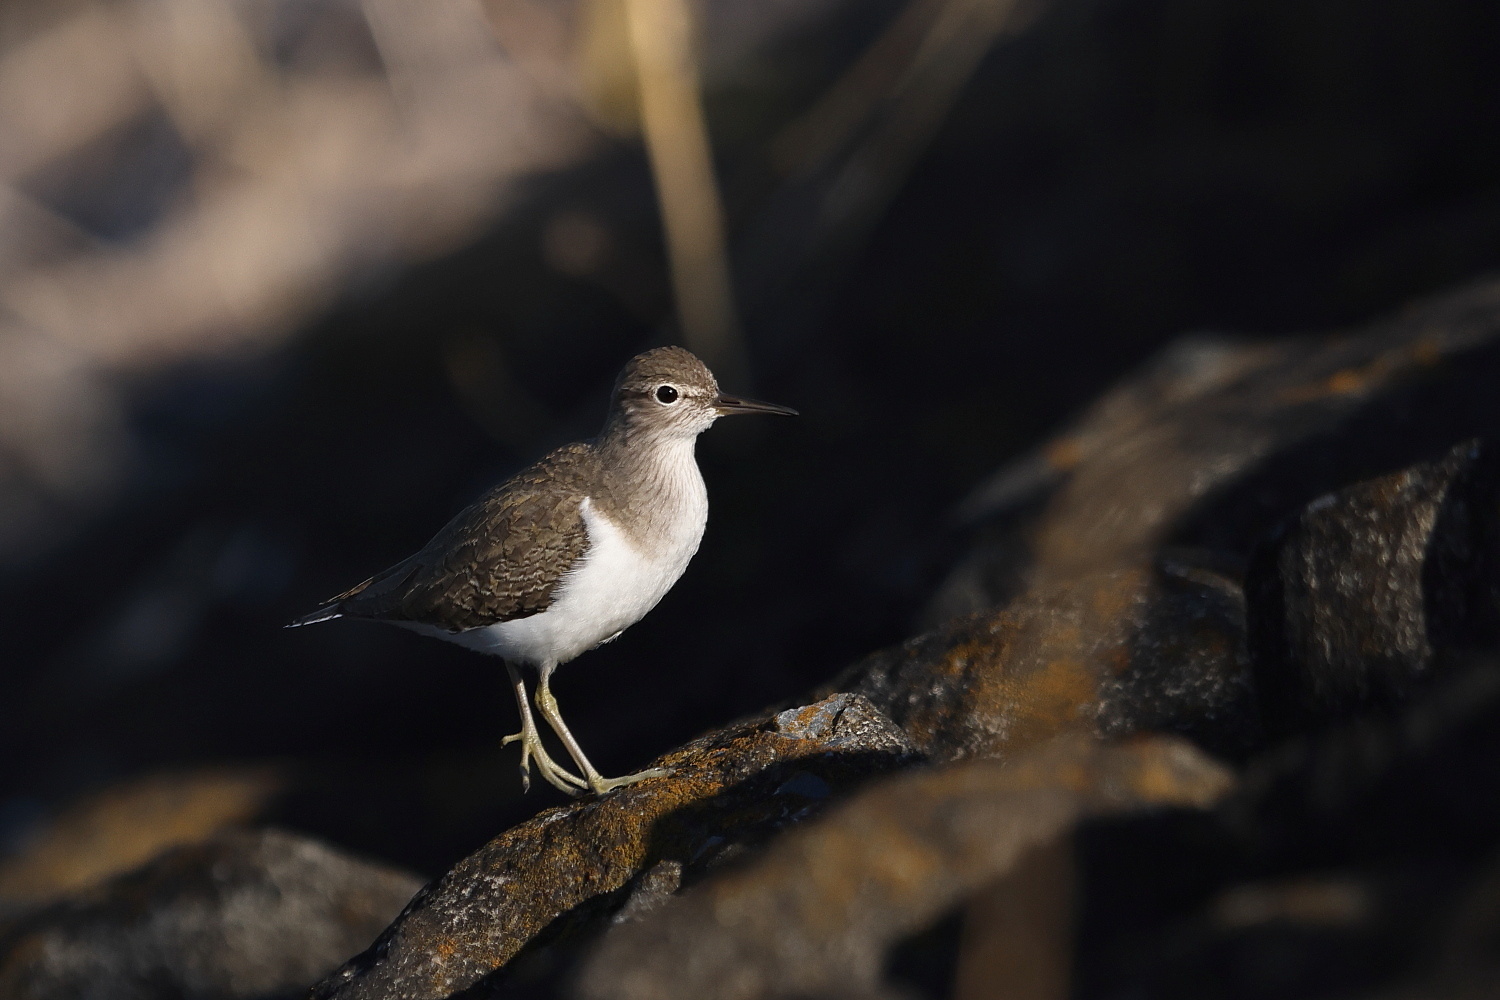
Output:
[609, 346, 796, 440]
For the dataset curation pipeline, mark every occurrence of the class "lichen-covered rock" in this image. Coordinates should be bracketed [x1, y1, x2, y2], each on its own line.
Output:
[934, 282, 1500, 622]
[575, 733, 1234, 1000]
[1247, 441, 1500, 732]
[310, 694, 919, 1000]
[832, 562, 1258, 762]
[0, 828, 420, 1000]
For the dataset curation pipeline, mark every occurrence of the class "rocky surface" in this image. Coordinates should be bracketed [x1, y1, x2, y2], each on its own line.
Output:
[832, 562, 1258, 762]
[575, 733, 1234, 1000]
[310, 694, 919, 1000]
[474, 281, 1500, 999]
[1071, 653, 1500, 1000]
[305, 558, 1258, 1000]
[1248, 441, 1500, 733]
[0, 828, 420, 1000]
[933, 282, 1500, 620]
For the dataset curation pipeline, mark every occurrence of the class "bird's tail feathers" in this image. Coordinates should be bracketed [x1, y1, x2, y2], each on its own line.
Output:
[285, 574, 381, 629]
[285, 604, 343, 628]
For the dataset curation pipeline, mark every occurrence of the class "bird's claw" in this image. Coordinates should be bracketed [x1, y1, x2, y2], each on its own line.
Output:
[503, 729, 588, 795]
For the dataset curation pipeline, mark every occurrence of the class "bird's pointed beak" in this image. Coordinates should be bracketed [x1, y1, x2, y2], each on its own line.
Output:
[713, 393, 799, 417]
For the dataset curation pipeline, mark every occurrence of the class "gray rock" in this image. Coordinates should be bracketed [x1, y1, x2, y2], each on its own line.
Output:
[0, 827, 421, 1000]
[1247, 441, 1500, 731]
[770, 691, 920, 755]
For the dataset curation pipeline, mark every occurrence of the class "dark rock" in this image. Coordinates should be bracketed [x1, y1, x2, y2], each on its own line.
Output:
[1383, 848, 1500, 1000]
[950, 837, 1073, 1000]
[0, 766, 284, 908]
[1091, 865, 1446, 1000]
[1073, 656, 1500, 1000]
[306, 285, 1500, 998]
[309, 693, 919, 1000]
[609, 861, 684, 926]
[0, 754, 546, 917]
[1228, 657, 1500, 864]
[934, 282, 1500, 622]
[306, 578, 1244, 1000]
[574, 733, 1234, 1000]
[1247, 441, 1500, 732]
[831, 562, 1258, 762]
[895, 282, 1500, 782]
[0, 827, 421, 1000]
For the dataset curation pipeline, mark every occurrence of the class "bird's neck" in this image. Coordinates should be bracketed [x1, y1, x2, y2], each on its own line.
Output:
[592, 422, 707, 552]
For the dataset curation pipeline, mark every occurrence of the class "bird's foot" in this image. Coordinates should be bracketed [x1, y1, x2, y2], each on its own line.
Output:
[502, 730, 589, 795]
[584, 766, 673, 795]
[530, 674, 673, 795]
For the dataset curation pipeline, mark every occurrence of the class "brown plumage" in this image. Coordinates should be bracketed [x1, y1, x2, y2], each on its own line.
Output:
[316, 443, 600, 629]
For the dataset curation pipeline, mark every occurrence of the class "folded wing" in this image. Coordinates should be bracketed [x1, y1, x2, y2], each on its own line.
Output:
[290, 444, 594, 631]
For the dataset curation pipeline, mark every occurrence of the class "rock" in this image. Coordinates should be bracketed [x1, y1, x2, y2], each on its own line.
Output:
[0, 827, 421, 1000]
[0, 755, 551, 922]
[0, 767, 285, 908]
[306, 578, 1246, 1000]
[887, 282, 1500, 777]
[309, 693, 919, 1000]
[28, 282, 1491, 1000]
[574, 733, 1234, 1000]
[950, 836, 1073, 1000]
[1247, 441, 1500, 732]
[1390, 848, 1500, 1000]
[1074, 656, 1500, 1000]
[1227, 656, 1500, 862]
[830, 562, 1258, 762]
[933, 281, 1500, 622]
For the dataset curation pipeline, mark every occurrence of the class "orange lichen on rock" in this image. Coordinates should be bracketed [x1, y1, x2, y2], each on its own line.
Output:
[312, 694, 918, 1000]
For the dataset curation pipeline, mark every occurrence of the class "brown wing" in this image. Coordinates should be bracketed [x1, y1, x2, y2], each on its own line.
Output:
[322, 444, 597, 630]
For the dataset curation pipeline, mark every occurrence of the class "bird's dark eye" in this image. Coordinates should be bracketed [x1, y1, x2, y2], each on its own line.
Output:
[655, 385, 679, 404]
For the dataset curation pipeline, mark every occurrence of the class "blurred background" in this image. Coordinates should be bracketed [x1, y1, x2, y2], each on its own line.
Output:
[1, 0, 1499, 884]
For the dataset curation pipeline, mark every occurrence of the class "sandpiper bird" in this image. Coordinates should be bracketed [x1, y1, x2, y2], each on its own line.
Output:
[289, 347, 796, 795]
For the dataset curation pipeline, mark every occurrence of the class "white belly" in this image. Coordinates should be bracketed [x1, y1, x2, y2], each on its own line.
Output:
[427, 495, 705, 666]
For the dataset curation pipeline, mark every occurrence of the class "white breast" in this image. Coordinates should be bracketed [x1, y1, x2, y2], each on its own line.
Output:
[440, 477, 707, 666]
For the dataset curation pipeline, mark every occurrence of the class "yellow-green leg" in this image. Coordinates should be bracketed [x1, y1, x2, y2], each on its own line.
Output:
[503, 664, 587, 795]
[534, 665, 670, 795]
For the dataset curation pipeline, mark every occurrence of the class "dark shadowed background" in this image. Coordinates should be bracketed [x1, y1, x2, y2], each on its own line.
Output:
[1, 0, 1498, 893]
